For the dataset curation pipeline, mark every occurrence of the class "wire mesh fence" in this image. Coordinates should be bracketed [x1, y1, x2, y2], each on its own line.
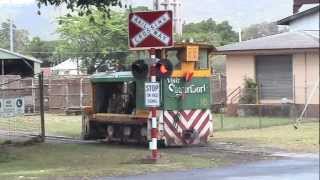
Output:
[214, 84, 319, 131]
[0, 74, 44, 142]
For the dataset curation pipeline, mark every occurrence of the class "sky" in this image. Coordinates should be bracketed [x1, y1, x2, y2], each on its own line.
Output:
[0, 0, 294, 40]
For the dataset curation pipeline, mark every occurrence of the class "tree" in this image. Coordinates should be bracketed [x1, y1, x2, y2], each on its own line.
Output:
[55, 10, 128, 74]
[179, 18, 238, 46]
[242, 22, 288, 41]
[36, 0, 125, 18]
[24, 37, 60, 67]
[0, 19, 30, 52]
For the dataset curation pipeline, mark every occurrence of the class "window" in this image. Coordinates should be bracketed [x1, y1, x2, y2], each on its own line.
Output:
[166, 49, 182, 69]
[196, 49, 209, 69]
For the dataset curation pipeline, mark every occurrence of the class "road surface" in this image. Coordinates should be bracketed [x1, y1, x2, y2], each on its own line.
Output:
[103, 153, 319, 180]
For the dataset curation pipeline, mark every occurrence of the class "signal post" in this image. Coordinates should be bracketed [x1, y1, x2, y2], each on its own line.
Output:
[149, 48, 159, 160]
[128, 10, 173, 160]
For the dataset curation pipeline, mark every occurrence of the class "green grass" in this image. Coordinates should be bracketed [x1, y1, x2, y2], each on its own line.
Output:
[0, 143, 216, 179]
[1, 114, 317, 179]
[44, 114, 82, 138]
[213, 114, 292, 131]
[0, 113, 306, 138]
[212, 122, 319, 153]
[0, 114, 82, 138]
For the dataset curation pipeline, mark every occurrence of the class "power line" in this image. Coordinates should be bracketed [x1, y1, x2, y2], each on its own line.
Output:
[19, 51, 131, 55]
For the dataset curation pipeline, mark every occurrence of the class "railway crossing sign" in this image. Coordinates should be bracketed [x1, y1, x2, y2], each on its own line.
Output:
[128, 11, 173, 49]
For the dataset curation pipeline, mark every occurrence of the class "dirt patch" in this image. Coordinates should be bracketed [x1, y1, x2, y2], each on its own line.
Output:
[163, 141, 280, 167]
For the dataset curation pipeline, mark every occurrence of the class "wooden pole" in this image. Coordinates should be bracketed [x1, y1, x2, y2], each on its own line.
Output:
[80, 78, 83, 108]
[39, 72, 45, 141]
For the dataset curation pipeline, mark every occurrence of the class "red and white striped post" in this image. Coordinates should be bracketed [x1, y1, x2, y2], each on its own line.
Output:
[149, 48, 159, 160]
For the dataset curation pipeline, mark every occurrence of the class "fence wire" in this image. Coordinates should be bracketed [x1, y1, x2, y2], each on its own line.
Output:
[214, 83, 319, 131]
[0, 75, 43, 141]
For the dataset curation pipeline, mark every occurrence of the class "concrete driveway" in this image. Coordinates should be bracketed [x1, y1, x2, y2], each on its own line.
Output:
[104, 153, 319, 180]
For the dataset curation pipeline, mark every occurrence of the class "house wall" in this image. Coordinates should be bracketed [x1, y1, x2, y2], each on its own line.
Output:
[289, 12, 320, 31]
[226, 54, 255, 103]
[293, 52, 319, 105]
[225, 52, 319, 105]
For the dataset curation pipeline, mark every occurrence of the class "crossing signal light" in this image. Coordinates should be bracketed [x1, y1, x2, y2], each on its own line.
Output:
[131, 60, 148, 79]
[155, 59, 173, 78]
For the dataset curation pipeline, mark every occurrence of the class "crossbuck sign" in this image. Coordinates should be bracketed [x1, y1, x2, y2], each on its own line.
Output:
[128, 11, 173, 49]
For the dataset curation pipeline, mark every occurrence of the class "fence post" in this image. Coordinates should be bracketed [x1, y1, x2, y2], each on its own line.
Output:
[258, 101, 262, 129]
[32, 78, 36, 113]
[220, 112, 224, 129]
[65, 81, 69, 109]
[256, 85, 259, 105]
[80, 78, 83, 108]
[39, 72, 45, 141]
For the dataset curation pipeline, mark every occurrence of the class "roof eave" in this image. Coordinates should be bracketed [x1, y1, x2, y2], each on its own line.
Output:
[215, 48, 320, 55]
[0, 48, 43, 63]
[277, 5, 320, 25]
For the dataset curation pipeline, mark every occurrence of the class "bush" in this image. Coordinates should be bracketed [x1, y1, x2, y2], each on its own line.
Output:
[239, 78, 257, 104]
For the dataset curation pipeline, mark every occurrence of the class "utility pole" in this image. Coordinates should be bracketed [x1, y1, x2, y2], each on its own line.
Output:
[238, 28, 242, 42]
[9, 17, 14, 52]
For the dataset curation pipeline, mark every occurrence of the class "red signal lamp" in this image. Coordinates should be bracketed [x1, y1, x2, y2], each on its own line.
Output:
[160, 64, 168, 74]
[155, 59, 173, 78]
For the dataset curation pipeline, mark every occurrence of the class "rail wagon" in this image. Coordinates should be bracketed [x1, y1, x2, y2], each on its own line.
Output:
[82, 43, 215, 146]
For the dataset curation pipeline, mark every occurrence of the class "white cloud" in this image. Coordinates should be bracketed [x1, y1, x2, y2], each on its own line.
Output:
[0, 0, 35, 5]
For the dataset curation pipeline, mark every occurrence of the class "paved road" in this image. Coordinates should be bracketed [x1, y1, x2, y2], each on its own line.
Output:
[104, 154, 319, 180]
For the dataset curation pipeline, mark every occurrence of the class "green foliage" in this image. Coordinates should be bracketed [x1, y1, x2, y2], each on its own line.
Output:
[242, 22, 288, 41]
[179, 18, 238, 46]
[239, 77, 258, 104]
[24, 37, 60, 67]
[36, 0, 125, 18]
[130, 6, 150, 12]
[0, 19, 30, 52]
[55, 10, 129, 74]
[211, 55, 226, 74]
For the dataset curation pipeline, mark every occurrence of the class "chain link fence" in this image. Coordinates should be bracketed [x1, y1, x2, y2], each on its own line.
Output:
[213, 84, 319, 131]
[0, 74, 45, 142]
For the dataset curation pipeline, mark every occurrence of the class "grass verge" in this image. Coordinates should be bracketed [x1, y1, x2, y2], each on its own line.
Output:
[0, 143, 216, 179]
[213, 114, 293, 131]
[0, 114, 82, 138]
[212, 122, 319, 153]
[44, 114, 82, 138]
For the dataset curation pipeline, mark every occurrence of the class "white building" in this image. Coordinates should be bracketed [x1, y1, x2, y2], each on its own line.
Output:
[153, 0, 183, 35]
[277, 5, 319, 31]
[51, 59, 84, 75]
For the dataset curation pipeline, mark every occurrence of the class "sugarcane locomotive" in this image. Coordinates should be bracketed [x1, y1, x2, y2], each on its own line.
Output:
[82, 43, 214, 146]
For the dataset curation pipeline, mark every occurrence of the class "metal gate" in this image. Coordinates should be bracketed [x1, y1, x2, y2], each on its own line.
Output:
[256, 55, 293, 100]
[0, 73, 44, 142]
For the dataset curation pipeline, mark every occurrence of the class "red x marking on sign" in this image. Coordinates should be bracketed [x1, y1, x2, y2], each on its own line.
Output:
[128, 11, 173, 49]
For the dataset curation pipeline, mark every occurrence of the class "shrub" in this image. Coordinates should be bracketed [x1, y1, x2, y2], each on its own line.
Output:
[239, 77, 258, 104]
